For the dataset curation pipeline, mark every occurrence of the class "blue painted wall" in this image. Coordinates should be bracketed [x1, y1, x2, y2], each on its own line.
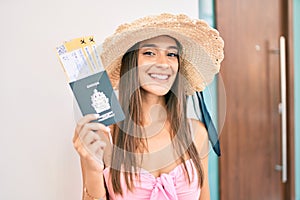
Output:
[294, 1, 300, 199]
[199, 1, 219, 200]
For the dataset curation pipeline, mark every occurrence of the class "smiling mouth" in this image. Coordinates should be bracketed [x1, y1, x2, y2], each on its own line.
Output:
[149, 73, 170, 80]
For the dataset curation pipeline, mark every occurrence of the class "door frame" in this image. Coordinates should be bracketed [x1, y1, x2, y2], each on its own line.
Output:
[285, 0, 295, 199]
[215, 0, 295, 198]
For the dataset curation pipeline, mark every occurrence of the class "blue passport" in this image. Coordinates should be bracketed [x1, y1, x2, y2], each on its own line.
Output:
[69, 71, 125, 126]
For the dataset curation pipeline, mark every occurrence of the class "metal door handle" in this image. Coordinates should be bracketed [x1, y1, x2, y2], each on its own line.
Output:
[279, 36, 287, 183]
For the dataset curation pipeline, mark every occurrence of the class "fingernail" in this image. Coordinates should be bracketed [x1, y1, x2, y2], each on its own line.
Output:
[106, 127, 111, 132]
[94, 114, 100, 118]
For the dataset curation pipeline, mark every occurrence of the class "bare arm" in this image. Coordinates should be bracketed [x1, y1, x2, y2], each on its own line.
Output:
[189, 119, 210, 200]
[199, 154, 210, 200]
[73, 114, 110, 199]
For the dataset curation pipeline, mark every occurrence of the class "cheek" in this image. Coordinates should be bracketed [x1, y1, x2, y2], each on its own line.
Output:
[167, 57, 179, 72]
[138, 57, 154, 67]
[173, 64, 179, 72]
[137, 57, 142, 66]
[137, 66, 147, 84]
[137, 53, 147, 66]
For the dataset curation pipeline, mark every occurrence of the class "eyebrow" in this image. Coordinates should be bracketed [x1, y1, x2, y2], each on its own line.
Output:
[139, 43, 179, 51]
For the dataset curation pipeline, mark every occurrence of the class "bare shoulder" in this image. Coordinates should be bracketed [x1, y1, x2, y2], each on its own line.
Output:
[188, 118, 210, 158]
[189, 118, 208, 141]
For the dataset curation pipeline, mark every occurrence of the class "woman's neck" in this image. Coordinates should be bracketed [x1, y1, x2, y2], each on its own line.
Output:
[140, 91, 167, 127]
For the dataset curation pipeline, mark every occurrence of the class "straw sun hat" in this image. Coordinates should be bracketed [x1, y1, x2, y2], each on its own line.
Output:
[100, 13, 224, 95]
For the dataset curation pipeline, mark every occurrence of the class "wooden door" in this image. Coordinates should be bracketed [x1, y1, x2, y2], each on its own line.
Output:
[215, 0, 294, 199]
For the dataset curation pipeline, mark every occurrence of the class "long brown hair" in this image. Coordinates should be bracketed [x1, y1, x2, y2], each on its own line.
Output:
[109, 39, 204, 195]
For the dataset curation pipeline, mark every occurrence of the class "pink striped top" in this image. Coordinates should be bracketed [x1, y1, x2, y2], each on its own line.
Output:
[103, 159, 200, 200]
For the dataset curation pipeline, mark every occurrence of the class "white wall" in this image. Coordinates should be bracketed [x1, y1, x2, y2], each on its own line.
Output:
[0, 0, 198, 199]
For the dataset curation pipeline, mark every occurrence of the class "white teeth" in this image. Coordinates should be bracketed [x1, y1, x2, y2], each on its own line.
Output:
[150, 74, 169, 80]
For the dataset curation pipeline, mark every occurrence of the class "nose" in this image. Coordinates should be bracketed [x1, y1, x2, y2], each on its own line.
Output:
[156, 51, 169, 68]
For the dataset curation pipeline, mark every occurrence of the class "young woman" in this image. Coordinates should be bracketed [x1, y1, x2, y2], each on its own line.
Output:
[73, 13, 224, 200]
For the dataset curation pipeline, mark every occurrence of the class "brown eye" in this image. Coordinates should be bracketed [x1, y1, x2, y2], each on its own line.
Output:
[167, 52, 178, 57]
[143, 51, 155, 56]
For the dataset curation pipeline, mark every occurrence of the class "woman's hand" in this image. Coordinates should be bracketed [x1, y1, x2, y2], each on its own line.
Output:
[73, 114, 111, 173]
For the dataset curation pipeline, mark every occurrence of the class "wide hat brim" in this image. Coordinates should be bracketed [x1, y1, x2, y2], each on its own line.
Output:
[100, 13, 224, 95]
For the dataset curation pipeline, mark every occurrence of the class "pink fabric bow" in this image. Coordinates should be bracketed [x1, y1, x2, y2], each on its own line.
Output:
[150, 174, 178, 200]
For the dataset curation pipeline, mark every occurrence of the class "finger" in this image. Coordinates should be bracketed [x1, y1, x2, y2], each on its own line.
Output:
[95, 140, 107, 158]
[86, 140, 106, 167]
[79, 123, 110, 139]
[73, 132, 78, 144]
[95, 126, 112, 143]
[78, 123, 104, 141]
[73, 137, 88, 158]
[75, 114, 100, 134]
[87, 140, 106, 155]
[74, 135, 106, 168]
[74, 131, 96, 154]
[75, 135, 99, 159]
[81, 131, 101, 146]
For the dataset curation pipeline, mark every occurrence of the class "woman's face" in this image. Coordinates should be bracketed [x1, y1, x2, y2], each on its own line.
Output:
[137, 35, 179, 96]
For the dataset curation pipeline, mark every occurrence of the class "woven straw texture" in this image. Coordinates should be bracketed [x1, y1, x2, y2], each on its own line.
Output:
[100, 13, 224, 95]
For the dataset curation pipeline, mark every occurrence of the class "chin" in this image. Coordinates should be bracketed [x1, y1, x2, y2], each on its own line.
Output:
[141, 85, 171, 96]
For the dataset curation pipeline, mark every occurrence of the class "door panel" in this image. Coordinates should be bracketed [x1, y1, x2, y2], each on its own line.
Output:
[215, 0, 287, 199]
